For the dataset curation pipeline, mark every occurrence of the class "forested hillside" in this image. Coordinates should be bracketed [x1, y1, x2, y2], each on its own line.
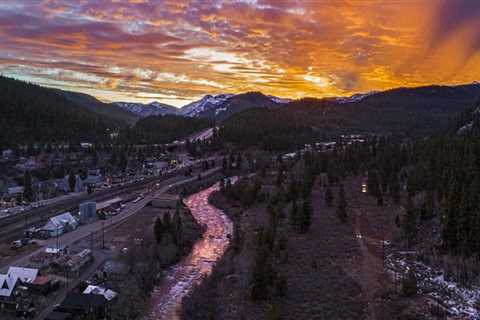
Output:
[0, 76, 117, 148]
[56, 89, 139, 125]
[120, 114, 212, 144]
[217, 108, 316, 151]
[218, 84, 480, 151]
[342, 100, 480, 284]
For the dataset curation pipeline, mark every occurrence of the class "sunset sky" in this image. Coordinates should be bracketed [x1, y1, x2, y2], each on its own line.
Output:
[1, 0, 480, 107]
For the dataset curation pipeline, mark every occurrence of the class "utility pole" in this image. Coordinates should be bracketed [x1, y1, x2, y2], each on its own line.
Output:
[56, 224, 59, 251]
[102, 221, 105, 249]
[382, 235, 385, 269]
[24, 217, 28, 237]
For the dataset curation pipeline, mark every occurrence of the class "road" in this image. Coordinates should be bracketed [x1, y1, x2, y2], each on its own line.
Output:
[0, 166, 221, 273]
[33, 248, 112, 320]
[0, 158, 217, 242]
[188, 127, 215, 142]
[146, 180, 233, 320]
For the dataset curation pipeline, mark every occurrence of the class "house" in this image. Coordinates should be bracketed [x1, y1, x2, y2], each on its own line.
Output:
[82, 174, 102, 187]
[83, 285, 117, 301]
[2, 149, 13, 160]
[65, 249, 93, 276]
[15, 158, 43, 172]
[7, 186, 23, 197]
[28, 276, 60, 295]
[41, 212, 78, 237]
[30, 252, 53, 269]
[80, 142, 93, 149]
[0, 273, 18, 299]
[58, 293, 109, 318]
[7, 267, 38, 284]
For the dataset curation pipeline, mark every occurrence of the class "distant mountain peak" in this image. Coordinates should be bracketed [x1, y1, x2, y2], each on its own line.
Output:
[180, 94, 235, 117]
[334, 91, 380, 104]
[114, 101, 179, 118]
[180, 92, 288, 120]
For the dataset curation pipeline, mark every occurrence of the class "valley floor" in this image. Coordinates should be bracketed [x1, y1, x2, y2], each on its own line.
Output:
[182, 171, 480, 320]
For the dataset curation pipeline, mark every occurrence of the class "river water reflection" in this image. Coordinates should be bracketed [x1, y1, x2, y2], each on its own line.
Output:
[146, 182, 232, 319]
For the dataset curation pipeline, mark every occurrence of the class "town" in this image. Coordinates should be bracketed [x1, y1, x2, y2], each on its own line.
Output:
[2, 2, 480, 319]
[0, 128, 223, 319]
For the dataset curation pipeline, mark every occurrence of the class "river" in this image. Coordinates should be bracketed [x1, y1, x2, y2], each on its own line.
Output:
[145, 182, 233, 319]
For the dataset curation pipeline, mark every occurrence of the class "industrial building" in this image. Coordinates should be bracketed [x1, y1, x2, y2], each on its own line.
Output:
[40, 212, 78, 238]
[79, 201, 96, 224]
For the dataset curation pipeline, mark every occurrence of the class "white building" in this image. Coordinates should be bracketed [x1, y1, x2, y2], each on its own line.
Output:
[7, 267, 38, 284]
[0, 274, 18, 298]
[41, 212, 78, 237]
[83, 285, 118, 301]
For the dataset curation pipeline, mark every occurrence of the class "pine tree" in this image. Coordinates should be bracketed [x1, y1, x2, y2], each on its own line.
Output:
[325, 187, 333, 207]
[222, 156, 228, 175]
[119, 151, 128, 171]
[289, 200, 298, 225]
[401, 265, 418, 297]
[276, 167, 284, 187]
[23, 171, 34, 202]
[368, 170, 381, 199]
[337, 184, 347, 222]
[390, 174, 401, 204]
[172, 207, 182, 246]
[377, 191, 384, 206]
[299, 198, 312, 233]
[275, 273, 288, 297]
[163, 212, 172, 232]
[403, 197, 417, 247]
[68, 172, 76, 193]
[251, 245, 270, 300]
[288, 175, 298, 201]
[266, 304, 282, 320]
[154, 217, 164, 244]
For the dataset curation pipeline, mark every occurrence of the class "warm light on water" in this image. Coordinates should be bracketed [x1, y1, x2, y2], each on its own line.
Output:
[146, 182, 233, 320]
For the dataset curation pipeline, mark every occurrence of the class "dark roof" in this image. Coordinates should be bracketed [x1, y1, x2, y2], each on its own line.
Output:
[61, 293, 108, 309]
[45, 311, 71, 320]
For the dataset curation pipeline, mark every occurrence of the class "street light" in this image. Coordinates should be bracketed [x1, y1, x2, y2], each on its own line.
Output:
[56, 223, 60, 251]
[102, 221, 105, 249]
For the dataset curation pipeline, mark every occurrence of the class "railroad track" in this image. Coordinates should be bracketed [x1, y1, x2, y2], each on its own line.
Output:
[0, 168, 190, 242]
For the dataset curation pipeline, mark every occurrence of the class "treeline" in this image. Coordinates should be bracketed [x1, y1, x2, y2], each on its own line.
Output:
[320, 101, 480, 273]
[216, 84, 480, 151]
[115, 205, 201, 318]
[401, 112, 480, 256]
[0, 76, 116, 148]
[217, 108, 316, 151]
[119, 115, 212, 144]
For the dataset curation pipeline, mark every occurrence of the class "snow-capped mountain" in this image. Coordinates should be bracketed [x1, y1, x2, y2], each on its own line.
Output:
[180, 94, 234, 117]
[267, 95, 292, 104]
[180, 92, 288, 120]
[114, 101, 179, 118]
[334, 91, 379, 104]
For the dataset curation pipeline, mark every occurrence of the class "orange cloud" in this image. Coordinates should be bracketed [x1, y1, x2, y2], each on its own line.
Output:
[0, 0, 479, 106]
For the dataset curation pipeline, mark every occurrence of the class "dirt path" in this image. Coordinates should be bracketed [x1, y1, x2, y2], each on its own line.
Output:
[352, 208, 383, 320]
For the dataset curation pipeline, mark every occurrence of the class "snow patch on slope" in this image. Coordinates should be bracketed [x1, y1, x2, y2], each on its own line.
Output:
[267, 95, 291, 104]
[180, 94, 234, 117]
[387, 252, 480, 319]
[335, 91, 379, 104]
[114, 101, 179, 118]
